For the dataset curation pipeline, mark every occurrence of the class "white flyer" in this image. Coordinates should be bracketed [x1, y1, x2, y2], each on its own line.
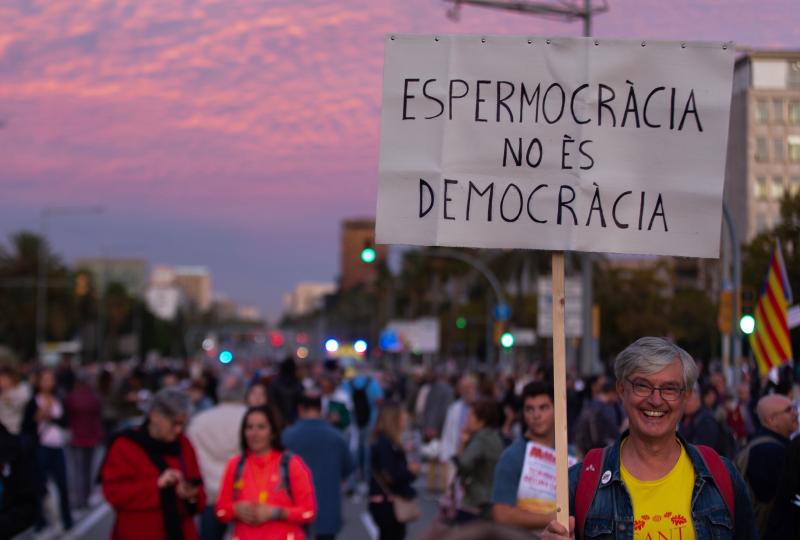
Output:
[516, 441, 577, 513]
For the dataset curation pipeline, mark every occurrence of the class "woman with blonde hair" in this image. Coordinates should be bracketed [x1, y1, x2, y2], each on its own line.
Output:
[368, 402, 419, 540]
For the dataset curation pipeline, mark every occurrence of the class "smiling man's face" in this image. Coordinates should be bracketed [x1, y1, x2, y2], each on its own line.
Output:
[618, 358, 688, 443]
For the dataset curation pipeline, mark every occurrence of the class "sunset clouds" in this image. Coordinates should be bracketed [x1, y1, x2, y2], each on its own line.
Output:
[1, 0, 797, 316]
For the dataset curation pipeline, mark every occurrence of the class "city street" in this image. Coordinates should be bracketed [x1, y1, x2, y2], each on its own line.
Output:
[2, 3, 799, 540]
[24, 478, 441, 540]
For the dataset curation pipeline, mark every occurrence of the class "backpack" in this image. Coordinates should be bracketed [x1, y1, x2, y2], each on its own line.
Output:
[575, 445, 734, 539]
[352, 377, 372, 428]
[327, 399, 352, 431]
[234, 451, 294, 501]
[233, 451, 314, 536]
[734, 435, 775, 535]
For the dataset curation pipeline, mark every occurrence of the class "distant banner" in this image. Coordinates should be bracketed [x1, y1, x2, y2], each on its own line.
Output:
[376, 35, 734, 258]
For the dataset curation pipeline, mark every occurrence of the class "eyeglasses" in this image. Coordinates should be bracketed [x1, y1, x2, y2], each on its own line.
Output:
[626, 378, 685, 401]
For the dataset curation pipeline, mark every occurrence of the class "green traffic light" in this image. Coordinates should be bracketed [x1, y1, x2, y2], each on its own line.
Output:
[456, 317, 467, 330]
[500, 332, 514, 349]
[361, 247, 376, 264]
[739, 314, 755, 335]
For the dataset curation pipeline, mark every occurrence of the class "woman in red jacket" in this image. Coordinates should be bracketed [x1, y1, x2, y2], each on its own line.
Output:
[101, 388, 206, 540]
[215, 405, 316, 540]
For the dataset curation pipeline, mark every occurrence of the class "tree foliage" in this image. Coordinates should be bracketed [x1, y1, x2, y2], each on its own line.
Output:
[742, 191, 800, 359]
[743, 191, 800, 299]
[0, 232, 73, 359]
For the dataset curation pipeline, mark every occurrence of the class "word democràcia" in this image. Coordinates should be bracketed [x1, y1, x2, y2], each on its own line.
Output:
[418, 178, 669, 233]
[401, 78, 704, 132]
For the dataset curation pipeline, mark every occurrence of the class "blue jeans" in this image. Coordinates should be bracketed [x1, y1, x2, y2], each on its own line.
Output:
[200, 504, 228, 540]
[68, 446, 96, 508]
[35, 446, 73, 531]
[355, 426, 371, 484]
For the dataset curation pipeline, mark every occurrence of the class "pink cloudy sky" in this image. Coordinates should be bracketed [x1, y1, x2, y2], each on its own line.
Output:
[1, 0, 798, 321]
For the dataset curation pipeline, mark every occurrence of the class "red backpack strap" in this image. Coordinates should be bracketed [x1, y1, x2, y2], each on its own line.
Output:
[575, 447, 606, 538]
[695, 445, 735, 528]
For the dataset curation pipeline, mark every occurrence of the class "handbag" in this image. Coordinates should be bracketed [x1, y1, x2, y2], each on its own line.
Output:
[373, 471, 421, 523]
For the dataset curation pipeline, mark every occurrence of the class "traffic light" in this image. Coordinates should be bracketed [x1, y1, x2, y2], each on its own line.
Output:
[500, 331, 515, 349]
[360, 241, 376, 264]
[218, 350, 233, 364]
[739, 287, 756, 335]
[739, 315, 755, 335]
[493, 321, 505, 344]
[269, 331, 285, 348]
[74, 272, 91, 297]
[455, 316, 467, 330]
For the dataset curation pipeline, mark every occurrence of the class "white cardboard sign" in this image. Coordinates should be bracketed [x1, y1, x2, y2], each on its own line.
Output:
[375, 35, 734, 258]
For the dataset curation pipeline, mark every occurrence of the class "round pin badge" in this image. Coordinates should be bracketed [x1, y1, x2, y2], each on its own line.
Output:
[601, 470, 612, 484]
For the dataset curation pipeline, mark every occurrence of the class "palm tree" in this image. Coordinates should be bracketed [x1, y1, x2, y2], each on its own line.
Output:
[0, 232, 73, 359]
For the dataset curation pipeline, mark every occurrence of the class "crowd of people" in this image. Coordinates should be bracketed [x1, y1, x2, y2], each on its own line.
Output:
[0, 338, 798, 539]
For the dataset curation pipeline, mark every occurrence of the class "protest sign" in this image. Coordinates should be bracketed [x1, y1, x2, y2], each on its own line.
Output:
[376, 35, 735, 258]
[375, 34, 735, 530]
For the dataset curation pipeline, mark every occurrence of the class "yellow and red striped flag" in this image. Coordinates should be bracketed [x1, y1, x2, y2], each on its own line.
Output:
[750, 241, 793, 375]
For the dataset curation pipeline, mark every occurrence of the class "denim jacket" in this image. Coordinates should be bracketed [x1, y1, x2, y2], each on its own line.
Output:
[568, 432, 757, 540]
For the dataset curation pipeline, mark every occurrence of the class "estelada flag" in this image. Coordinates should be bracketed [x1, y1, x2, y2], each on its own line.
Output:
[750, 241, 793, 375]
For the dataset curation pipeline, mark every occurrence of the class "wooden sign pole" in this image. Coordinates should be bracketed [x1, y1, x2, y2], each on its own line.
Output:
[551, 252, 570, 530]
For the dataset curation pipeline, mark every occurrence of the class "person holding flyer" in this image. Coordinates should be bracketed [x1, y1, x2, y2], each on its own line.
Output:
[541, 337, 756, 540]
[491, 381, 574, 532]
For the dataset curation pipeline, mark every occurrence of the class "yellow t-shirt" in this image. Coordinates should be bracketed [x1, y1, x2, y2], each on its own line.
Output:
[620, 441, 696, 540]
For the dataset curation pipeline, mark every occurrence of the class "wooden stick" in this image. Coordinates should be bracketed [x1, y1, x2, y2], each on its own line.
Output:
[551, 252, 570, 530]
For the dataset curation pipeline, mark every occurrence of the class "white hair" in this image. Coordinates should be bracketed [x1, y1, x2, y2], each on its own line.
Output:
[614, 337, 698, 390]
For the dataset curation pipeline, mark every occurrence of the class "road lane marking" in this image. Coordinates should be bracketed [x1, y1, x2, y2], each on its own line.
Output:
[360, 511, 379, 540]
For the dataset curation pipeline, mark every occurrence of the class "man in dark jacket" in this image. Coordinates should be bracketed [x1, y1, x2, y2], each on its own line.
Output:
[268, 357, 304, 425]
[740, 393, 798, 537]
[0, 423, 37, 539]
[678, 384, 726, 455]
[283, 392, 354, 540]
[764, 433, 800, 539]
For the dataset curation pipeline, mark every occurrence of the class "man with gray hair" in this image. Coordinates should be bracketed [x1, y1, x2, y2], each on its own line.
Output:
[101, 387, 206, 540]
[187, 368, 248, 540]
[542, 337, 755, 539]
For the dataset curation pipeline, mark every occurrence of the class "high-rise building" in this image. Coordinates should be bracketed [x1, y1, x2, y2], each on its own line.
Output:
[74, 257, 148, 297]
[150, 265, 213, 313]
[283, 282, 337, 318]
[340, 218, 387, 290]
[173, 266, 213, 313]
[725, 50, 800, 242]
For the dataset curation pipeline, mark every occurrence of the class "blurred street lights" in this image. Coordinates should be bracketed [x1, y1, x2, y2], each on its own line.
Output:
[36, 205, 104, 355]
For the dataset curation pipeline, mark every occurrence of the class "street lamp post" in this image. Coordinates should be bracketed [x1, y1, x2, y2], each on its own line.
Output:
[35, 205, 104, 356]
[426, 248, 508, 365]
[444, 0, 608, 376]
[722, 203, 742, 386]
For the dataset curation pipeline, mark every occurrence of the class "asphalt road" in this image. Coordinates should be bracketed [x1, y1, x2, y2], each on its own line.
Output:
[61, 478, 442, 540]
